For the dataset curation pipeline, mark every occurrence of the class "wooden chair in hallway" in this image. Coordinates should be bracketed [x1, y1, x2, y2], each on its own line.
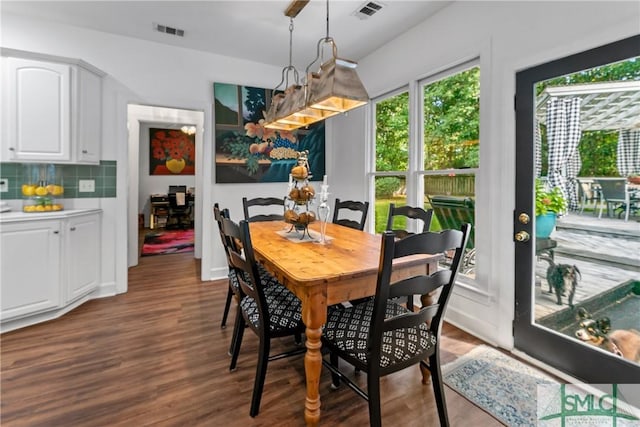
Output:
[386, 203, 433, 239]
[332, 198, 370, 231]
[322, 224, 471, 427]
[242, 197, 285, 222]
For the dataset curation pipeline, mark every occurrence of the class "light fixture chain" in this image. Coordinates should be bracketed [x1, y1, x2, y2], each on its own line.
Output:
[289, 18, 294, 69]
[325, 0, 329, 40]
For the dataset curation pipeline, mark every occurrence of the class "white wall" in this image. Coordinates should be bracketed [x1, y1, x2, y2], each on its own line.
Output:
[1, 12, 287, 286]
[138, 123, 196, 227]
[2, 2, 638, 348]
[335, 1, 640, 347]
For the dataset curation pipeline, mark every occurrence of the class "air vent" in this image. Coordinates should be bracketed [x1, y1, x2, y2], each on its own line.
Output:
[353, 1, 384, 20]
[154, 23, 185, 37]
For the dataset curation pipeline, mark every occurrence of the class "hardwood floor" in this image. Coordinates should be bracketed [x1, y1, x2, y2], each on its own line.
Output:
[1, 250, 503, 427]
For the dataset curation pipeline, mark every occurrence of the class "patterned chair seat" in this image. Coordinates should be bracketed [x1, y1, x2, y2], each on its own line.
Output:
[324, 299, 436, 369]
[240, 284, 303, 333]
[229, 264, 276, 293]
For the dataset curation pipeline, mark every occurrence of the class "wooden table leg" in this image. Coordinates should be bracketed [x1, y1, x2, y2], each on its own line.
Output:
[300, 285, 327, 426]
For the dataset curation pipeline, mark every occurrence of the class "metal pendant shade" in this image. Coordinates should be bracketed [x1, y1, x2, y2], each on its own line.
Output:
[263, 0, 368, 130]
[307, 57, 368, 113]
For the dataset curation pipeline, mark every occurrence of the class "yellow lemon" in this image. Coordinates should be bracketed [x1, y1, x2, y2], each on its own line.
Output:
[52, 185, 64, 196]
[35, 205, 46, 212]
[166, 158, 186, 174]
[22, 184, 35, 196]
[35, 186, 48, 196]
[44, 205, 52, 211]
[52, 204, 63, 211]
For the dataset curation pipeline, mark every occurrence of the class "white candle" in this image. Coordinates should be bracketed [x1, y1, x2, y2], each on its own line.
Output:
[289, 174, 293, 185]
[323, 175, 327, 186]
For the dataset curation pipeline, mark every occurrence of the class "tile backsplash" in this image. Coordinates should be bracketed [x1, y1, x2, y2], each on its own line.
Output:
[0, 161, 117, 200]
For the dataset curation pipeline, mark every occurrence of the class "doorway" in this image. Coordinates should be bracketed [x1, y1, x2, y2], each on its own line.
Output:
[514, 35, 640, 383]
[127, 105, 204, 268]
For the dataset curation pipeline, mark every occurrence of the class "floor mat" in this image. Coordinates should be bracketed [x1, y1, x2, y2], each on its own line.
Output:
[442, 345, 558, 427]
[141, 229, 194, 256]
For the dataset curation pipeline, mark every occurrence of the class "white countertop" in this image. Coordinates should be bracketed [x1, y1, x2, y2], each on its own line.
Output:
[0, 208, 102, 223]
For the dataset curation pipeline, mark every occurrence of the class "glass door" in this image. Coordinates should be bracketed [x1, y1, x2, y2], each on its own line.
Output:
[514, 34, 640, 384]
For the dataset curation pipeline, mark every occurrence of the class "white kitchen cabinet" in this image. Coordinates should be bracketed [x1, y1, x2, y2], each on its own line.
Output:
[66, 213, 101, 301]
[0, 210, 102, 329]
[76, 67, 102, 164]
[4, 57, 72, 162]
[0, 219, 62, 320]
[1, 49, 105, 164]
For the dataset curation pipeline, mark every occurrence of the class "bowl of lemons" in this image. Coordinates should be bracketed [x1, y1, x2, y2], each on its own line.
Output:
[22, 183, 64, 213]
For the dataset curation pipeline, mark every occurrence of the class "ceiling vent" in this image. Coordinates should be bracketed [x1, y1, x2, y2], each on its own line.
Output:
[353, 1, 385, 20]
[154, 23, 185, 37]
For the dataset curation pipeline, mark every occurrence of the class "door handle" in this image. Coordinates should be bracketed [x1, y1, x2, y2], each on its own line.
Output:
[518, 213, 530, 224]
[515, 231, 530, 242]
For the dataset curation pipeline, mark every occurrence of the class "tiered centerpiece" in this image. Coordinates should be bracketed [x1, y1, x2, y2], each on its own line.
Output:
[284, 150, 316, 239]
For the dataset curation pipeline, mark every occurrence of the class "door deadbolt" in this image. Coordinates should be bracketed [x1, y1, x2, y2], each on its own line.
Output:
[515, 231, 530, 242]
[518, 213, 530, 224]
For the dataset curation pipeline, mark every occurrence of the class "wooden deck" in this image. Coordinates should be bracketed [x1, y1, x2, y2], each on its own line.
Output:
[534, 212, 639, 319]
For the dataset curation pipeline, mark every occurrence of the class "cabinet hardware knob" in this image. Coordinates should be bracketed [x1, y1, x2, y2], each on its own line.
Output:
[82, 150, 88, 154]
[53, 230, 60, 234]
[70, 227, 76, 231]
[8, 147, 15, 151]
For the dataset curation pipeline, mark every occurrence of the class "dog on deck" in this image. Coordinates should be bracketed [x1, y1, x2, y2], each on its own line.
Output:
[575, 308, 640, 363]
[546, 261, 580, 308]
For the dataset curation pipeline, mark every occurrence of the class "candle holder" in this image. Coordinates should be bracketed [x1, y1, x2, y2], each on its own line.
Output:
[316, 184, 330, 244]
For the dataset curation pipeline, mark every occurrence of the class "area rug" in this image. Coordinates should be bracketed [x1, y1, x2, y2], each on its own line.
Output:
[443, 345, 558, 427]
[141, 229, 194, 256]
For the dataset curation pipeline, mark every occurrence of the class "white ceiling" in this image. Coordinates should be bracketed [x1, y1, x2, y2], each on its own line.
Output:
[1, 0, 453, 68]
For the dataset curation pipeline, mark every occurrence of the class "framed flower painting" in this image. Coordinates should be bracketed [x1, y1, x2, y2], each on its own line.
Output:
[149, 128, 196, 175]
[214, 82, 326, 183]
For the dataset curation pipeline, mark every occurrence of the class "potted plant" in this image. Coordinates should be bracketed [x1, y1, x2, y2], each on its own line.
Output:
[535, 179, 567, 239]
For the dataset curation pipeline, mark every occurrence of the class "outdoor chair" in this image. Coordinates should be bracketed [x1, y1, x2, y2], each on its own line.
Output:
[322, 225, 471, 427]
[427, 195, 476, 273]
[595, 178, 639, 222]
[332, 198, 370, 231]
[242, 196, 285, 222]
[385, 203, 433, 239]
[221, 217, 306, 417]
[577, 178, 600, 215]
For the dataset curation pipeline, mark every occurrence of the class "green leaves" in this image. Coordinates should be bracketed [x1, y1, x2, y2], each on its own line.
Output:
[535, 179, 567, 216]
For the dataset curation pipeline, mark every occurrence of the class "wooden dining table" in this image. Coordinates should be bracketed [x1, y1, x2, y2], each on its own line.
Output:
[248, 221, 442, 426]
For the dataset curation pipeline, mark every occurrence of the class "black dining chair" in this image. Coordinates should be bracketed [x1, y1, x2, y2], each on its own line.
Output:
[322, 224, 471, 427]
[214, 203, 291, 351]
[331, 198, 370, 231]
[242, 196, 285, 222]
[214, 203, 235, 331]
[386, 203, 433, 239]
[221, 217, 306, 417]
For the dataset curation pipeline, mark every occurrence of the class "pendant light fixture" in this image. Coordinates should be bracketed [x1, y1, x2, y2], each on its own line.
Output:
[305, 0, 369, 113]
[264, 0, 368, 130]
